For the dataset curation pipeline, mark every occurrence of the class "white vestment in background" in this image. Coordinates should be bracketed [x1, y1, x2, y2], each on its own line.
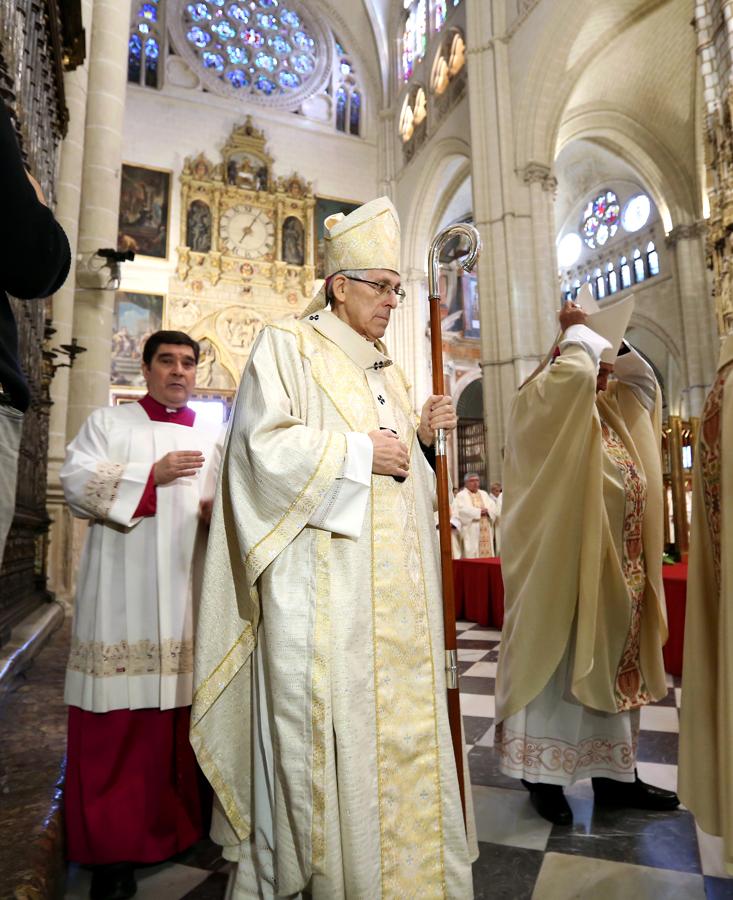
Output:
[454, 487, 495, 557]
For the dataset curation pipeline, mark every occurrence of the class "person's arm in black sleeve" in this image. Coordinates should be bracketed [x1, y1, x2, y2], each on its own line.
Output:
[0, 101, 71, 300]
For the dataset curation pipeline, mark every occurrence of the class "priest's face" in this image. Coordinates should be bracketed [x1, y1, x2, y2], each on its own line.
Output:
[142, 343, 197, 408]
[596, 362, 615, 393]
[331, 269, 402, 342]
[465, 476, 480, 493]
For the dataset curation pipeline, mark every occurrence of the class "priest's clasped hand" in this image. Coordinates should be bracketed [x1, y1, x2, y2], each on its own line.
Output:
[369, 429, 410, 478]
[417, 395, 457, 446]
[153, 450, 205, 485]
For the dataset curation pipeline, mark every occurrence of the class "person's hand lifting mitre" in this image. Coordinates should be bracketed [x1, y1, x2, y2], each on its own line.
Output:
[559, 300, 588, 333]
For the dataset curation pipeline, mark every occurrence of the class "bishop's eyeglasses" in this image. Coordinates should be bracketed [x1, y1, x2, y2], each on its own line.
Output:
[344, 275, 407, 304]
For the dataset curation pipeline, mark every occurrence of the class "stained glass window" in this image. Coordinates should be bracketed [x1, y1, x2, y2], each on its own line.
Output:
[633, 248, 645, 283]
[620, 256, 631, 289]
[331, 35, 362, 137]
[336, 86, 347, 132]
[646, 241, 660, 276]
[581, 190, 620, 249]
[594, 267, 606, 299]
[607, 261, 617, 294]
[402, 11, 416, 81]
[434, 0, 447, 30]
[181, 0, 320, 99]
[349, 90, 361, 135]
[622, 194, 651, 232]
[128, 0, 163, 88]
[416, 0, 427, 58]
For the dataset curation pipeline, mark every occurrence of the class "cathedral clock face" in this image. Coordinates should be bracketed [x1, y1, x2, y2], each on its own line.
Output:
[220, 205, 275, 259]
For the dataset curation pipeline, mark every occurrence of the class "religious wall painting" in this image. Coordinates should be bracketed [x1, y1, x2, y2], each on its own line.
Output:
[111, 291, 164, 386]
[117, 163, 171, 259]
[216, 307, 266, 359]
[462, 271, 480, 338]
[282, 216, 305, 266]
[186, 200, 212, 253]
[314, 196, 360, 278]
[226, 152, 269, 191]
[195, 337, 237, 391]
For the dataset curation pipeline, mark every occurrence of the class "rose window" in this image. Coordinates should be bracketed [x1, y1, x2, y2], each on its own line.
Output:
[581, 190, 620, 249]
[173, 0, 329, 108]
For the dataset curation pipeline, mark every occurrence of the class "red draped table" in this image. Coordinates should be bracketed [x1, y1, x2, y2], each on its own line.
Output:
[453, 558, 688, 675]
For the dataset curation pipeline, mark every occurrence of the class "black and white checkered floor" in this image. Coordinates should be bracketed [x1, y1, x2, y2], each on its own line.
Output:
[65, 622, 733, 899]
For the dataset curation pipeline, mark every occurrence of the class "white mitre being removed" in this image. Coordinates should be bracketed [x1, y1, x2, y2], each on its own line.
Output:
[575, 283, 635, 363]
[302, 195, 401, 318]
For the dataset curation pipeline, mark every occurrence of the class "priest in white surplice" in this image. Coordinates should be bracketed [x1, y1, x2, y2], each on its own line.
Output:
[454, 473, 496, 557]
[61, 331, 224, 900]
[192, 197, 477, 899]
[494, 293, 679, 827]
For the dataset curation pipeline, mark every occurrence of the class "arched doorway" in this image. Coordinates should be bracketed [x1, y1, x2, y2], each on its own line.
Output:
[455, 377, 485, 486]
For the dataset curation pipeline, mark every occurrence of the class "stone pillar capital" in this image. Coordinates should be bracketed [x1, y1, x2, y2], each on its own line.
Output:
[519, 161, 558, 195]
[665, 221, 707, 246]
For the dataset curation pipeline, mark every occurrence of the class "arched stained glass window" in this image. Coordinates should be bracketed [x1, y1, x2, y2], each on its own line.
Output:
[349, 90, 361, 135]
[633, 248, 645, 283]
[128, 0, 164, 88]
[607, 261, 617, 294]
[174, 0, 327, 106]
[402, 0, 427, 81]
[620, 256, 631, 289]
[647, 241, 660, 276]
[581, 190, 620, 249]
[594, 267, 606, 299]
[336, 86, 347, 132]
[434, 0, 447, 32]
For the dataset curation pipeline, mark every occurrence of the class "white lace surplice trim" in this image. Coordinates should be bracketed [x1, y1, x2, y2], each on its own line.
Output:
[67, 636, 194, 678]
[84, 461, 125, 519]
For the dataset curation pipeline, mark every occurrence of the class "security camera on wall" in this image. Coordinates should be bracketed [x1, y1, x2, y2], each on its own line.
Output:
[76, 248, 135, 292]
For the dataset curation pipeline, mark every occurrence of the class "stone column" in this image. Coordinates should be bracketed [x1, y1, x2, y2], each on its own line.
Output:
[465, 0, 559, 478]
[66, 0, 133, 439]
[666, 223, 718, 416]
[46, 0, 94, 600]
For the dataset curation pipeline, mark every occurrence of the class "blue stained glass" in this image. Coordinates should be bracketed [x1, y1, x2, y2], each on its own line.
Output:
[340, 60, 351, 75]
[227, 3, 248, 21]
[280, 9, 300, 27]
[259, 0, 278, 6]
[255, 52, 277, 71]
[270, 35, 291, 54]
[145, 37, 159, 58]
[138, 22, 150, 33]
[242, 28, 264, 46]
[129, 33, 142, 57]
[349, 89, 360, 134]
[336, 86, 346, 132]
[292, 54, 313, 74]
[211, 0, 225, 5]
[255, 75, 276, 94]
[187, 26, 211, 47]
[257, 13, 278, 29]
[335, 41, 344, 55]
[279, 71, 299, 88]
[202, 51, 225, 70]
[226, 45, 248, 63]
[139, 3, 157, 20]
[212, 20, 237, 38]
[293, 31, 313, 49]
[227, 68, 248, 87]
[187, 2, 211, 20]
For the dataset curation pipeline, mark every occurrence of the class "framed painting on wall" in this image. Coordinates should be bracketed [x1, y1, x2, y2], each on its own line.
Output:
[117, 163, 171, 259]
[111, 291, 164, 387]
[313, 196, 361, 279]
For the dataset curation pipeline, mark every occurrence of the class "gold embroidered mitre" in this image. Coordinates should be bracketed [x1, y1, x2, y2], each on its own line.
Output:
[303, 196, 401, 317]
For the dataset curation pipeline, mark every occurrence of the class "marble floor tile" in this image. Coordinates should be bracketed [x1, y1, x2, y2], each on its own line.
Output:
[676, 687, 683, 707]
[173, 840, 228, 872]
[460, 676, 496, 696]
[704, 875, 733, 899]
[696, 825, 733, 880]
[463, 660, 498, 679]
[546, 801, 701, 874]
[459, 628, 500, 641]
[456, 621, 473, 631]
[650, 689, 677, 707]
[65, 863, 212, 900]
[475, 721, 495, 747]
[532, 852, 706, 900]
[457, 648, 493, 662]
[468, 744, 525, 792]
[462, 714, 493, 745]
[640, 704, 679, 733]
[456, 638, 496, 650]
[459, 691, 495, 718]
[181, 870, 230, 899]
[471, 841, 544, 900]
[637, 729, 679, 765]
[472, 784, 552, 851]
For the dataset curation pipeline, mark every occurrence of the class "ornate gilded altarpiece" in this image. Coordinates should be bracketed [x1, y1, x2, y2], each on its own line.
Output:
[168, 117, 315, 391]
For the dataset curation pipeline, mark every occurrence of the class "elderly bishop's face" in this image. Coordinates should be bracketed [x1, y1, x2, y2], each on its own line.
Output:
[330, 269, 402, 342]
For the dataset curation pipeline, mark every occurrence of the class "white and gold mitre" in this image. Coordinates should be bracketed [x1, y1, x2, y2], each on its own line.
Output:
[302, 196, 401, 317]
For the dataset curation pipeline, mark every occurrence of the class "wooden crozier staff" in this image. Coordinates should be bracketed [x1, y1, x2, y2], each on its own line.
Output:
[427, 223, 482, 824]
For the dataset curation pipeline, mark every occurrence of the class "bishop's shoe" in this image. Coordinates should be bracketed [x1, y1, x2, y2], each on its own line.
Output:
[521, 779, 573, 826]
[89, 863, 137, 900]
[592, 771, 680, 811]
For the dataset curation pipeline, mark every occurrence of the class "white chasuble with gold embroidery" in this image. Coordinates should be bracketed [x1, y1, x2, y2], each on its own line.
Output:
[192, 311, 476, 899]
[61, 402, 224, 712]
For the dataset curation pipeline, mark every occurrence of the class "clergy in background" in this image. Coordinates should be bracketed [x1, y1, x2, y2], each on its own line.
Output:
[454, 472, 496, 557]
[494, 293, 679, 826]
[679, 331, 733, 873]
[192, 197, 476, 899]
[61, 331, 224, 900]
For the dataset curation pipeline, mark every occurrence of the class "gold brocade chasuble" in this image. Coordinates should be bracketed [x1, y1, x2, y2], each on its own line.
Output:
[495, 345, 667, 724]
[191, 311, 475, 899]
[679, 335, 733, 873]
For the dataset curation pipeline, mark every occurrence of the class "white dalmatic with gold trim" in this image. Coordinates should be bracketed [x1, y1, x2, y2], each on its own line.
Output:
[192, 309, 476, 899]
[61, 402, 223, 712]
